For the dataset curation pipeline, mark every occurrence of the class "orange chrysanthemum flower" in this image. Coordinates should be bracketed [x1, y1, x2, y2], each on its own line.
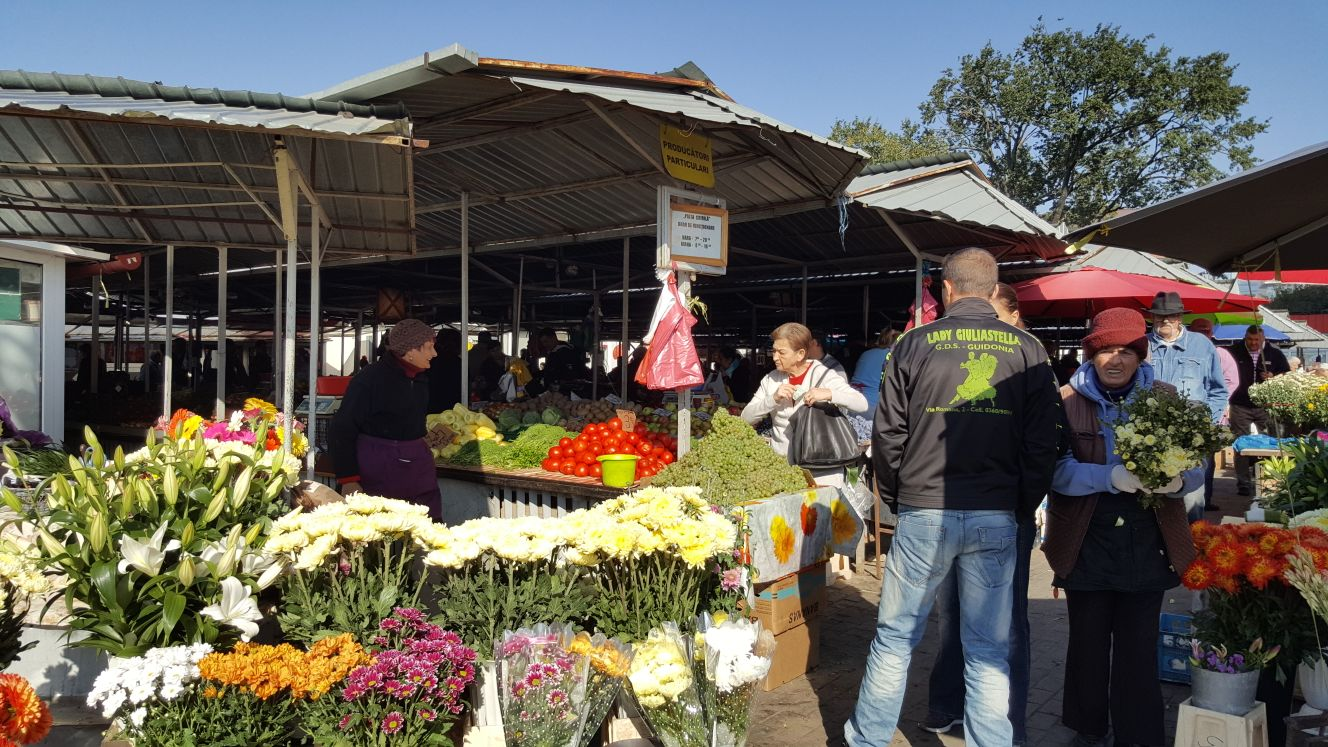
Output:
[199, 636, 367, 702]
[1245, 555, 1283, 590]
[0, 674, 52, 745]
[1209, 540, 1245, 576]
[1299, 526, 1328, 550]
[1211, 574, 1241, 594]
[1182, 559, 1215, 590]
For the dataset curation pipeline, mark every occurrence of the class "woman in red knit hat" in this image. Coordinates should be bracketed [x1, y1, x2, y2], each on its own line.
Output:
[1042, 307, 1202, 747]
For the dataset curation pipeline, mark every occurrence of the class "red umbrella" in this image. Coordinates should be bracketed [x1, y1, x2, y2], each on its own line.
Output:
[1014, 268, 1267, 318]
[1237, 270, 1328, 284]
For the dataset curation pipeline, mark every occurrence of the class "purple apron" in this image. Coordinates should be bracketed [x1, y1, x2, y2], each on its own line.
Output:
[356, 434, 441, 520]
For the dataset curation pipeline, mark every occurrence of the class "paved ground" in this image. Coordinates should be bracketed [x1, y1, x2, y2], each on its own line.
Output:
[748, 480, 1243, 747]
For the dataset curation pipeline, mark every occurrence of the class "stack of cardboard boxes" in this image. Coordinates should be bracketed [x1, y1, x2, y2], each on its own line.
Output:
[753, 561, 828, 691]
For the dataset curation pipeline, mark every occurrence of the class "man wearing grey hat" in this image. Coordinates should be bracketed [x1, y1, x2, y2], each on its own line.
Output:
[1146, 292, 1228, 519]
[330, 318, 442, 518]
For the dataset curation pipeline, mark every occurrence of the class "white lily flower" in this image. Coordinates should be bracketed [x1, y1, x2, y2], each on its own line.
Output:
[201, 577, 263, 641]
[117, 523, 181, 576]
[245, 553, 286, 591]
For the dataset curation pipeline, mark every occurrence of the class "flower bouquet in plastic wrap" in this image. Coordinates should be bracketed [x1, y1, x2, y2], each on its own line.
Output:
[568, 631, 633, 747]
[628, 623, 706, 747]
[695, 612, 776, 747]
[496, 624, 586, 747]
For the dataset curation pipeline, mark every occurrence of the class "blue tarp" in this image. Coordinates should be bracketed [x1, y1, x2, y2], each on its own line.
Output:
[1214, 324, 1290, 342]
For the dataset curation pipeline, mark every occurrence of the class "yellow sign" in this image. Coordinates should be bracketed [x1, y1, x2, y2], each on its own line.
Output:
[659, 124, 714, 188]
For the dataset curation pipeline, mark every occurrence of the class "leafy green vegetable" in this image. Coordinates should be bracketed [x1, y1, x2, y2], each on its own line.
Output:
[501, 424, 576, 469]
[442, 440, 509, 468]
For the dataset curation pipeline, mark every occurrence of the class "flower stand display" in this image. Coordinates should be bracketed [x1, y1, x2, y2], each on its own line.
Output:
[1174, 698, 1269, 747]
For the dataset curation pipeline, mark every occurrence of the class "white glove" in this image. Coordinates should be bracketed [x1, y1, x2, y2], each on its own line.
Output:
[1110, 465, 1144, 494]
[1159, 476, 1184, 495]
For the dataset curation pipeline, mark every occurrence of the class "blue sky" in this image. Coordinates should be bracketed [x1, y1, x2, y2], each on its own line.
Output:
[4, 0, 1323, 164]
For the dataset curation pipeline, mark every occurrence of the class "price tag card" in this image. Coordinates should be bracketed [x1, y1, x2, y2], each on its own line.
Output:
[617, 409, 638, 432]
[425, 424, 457, 450]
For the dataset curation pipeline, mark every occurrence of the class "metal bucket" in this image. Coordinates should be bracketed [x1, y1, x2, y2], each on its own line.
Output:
[1190, 666, 1260, 716]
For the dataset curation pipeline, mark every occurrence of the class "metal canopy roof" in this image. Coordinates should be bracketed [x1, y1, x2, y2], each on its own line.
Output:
[310, 44, 868, 263]
[0, 70, 415, 256]
[847, 157, 1064, 258]
[1065, 141, 1328, 273]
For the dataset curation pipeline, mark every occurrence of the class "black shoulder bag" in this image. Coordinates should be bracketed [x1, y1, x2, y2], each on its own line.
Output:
[786, 365, 863, 470]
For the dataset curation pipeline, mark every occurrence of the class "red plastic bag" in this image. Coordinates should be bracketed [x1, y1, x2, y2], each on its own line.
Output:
[637, 273, 704, 390]
[904, 276, 939, 331]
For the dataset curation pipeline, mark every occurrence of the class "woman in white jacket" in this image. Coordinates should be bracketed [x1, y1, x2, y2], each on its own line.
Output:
[741, 322, 868, 487]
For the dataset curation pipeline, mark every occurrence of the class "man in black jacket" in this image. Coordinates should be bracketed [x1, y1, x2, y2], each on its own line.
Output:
[1228, 325, 1290, 495]
[846, 249, 1061, 747]
[330, 319, 441, 518]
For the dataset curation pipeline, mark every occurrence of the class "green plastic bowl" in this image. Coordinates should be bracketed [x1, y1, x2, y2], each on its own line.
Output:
[597, 454, 639, 488]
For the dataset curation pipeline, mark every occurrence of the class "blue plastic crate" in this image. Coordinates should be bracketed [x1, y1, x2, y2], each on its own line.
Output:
[1158, 648, 1191, 684]
[1160, 612, 1193, 635]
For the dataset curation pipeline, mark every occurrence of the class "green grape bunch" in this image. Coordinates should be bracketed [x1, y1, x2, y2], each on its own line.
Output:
[650, 411, 808, 507]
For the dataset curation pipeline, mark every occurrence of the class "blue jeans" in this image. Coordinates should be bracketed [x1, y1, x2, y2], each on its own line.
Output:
[926, 513, 1036, 743]
[845, 507, 1018, 747]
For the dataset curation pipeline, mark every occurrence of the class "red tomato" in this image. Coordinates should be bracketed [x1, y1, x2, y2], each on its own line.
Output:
[560, 460, 577, 475]
[549, 446, 563, 459]
[579, 451, 597, 465]
[608, 417, 622, 431]
[652, 446, 667, 459]
[541, 458, 558, 472]
[590, 463, 603, 478]
[660, 451, 675, 464]
[559, 437, 573, 448]
[636, 441, 652, 456]
[572, 440, 588, 453]
[625, 432, 640, 445]
[575, 464, 590, 477]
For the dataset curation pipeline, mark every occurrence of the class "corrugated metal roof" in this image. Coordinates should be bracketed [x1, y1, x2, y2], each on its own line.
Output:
[0, 71, 414, 255]
[1261, 307, 1328, 345]
[508, 76, 867, 158]
[311, 50, 868, 257]
[1059, 245, 1220, 287]
[0, 71, 409, 138]
[847, 161, 1063, 254]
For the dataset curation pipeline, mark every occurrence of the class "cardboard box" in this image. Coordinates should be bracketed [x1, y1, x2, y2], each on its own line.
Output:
[762, 616, 821, 692]
[753, 562, 827, 635]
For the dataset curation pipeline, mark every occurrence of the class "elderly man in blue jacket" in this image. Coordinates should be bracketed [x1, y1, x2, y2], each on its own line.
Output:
[1145, 292, 1229, 520]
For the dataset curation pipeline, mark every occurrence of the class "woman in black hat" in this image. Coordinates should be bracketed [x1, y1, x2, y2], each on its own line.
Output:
[329, 319, 442, 518]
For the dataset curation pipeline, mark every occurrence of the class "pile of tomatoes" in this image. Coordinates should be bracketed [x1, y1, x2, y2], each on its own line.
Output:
[540, 417, 677, 480]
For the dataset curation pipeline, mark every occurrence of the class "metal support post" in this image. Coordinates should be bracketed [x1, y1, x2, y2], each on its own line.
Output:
[591, 285, 601, 401]
[90, 279, 100, 395]
[163, 244, 175, 418]
[274, 243, 284, 405]
[143, 252, 151, 393]
[459, 190, 470, 405]
[275, 146, 299, 455]
[512, 256, 524, 358]
[801, 265, 808, 325]
[676, 271, 694, 457]
[621, 237, 630, 397]
[353, 311, 363, 372]
[216, 246, 228, 419]
[306, 208, 322, 476]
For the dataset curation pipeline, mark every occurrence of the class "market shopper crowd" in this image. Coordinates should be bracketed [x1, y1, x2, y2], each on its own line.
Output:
[311, 244, 1310, 747]
[843, 252, 1281, 747]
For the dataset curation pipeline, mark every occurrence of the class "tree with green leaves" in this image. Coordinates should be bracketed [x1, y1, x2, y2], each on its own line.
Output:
[828, 117, 950, 165]
[1272, 285, 1328, 315]
[918, 23, 1266, 227]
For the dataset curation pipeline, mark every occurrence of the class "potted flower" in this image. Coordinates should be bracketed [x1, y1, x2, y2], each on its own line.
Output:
[1189, 638, 1279, 715]
[1184, 521, 1328, 723]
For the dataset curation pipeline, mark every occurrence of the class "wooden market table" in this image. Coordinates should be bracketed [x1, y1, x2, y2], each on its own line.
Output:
[434, 464, 625, 523]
